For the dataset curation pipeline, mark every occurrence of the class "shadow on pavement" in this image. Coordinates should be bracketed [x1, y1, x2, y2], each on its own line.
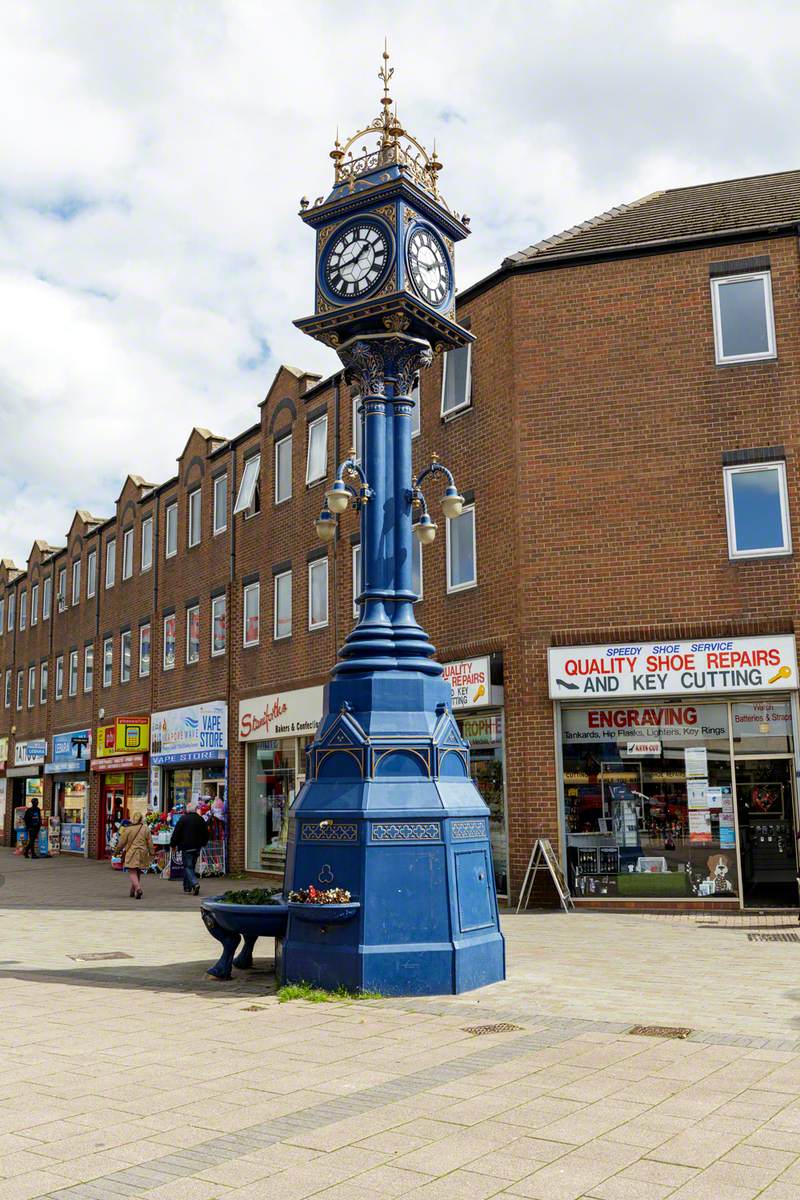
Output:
[0, 960, 279, 996]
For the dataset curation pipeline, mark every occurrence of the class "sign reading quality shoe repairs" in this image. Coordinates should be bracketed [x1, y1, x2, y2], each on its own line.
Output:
[548, 635, 798, 700]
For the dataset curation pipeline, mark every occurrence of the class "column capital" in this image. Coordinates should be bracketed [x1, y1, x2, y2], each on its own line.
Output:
[338, 332, 432, 398]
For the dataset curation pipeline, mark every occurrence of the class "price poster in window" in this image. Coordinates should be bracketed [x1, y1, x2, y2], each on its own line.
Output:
[684, 746, 708, 779]
[688, 779, 712, 843]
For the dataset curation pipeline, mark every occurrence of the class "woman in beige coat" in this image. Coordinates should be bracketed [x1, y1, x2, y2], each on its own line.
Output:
[116, 812, 155, 899]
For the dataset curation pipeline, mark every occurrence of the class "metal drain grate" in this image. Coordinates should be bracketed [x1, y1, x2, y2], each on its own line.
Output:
[67, 952, 133, 961]
[748, 932, 800, 943]
[463, 1023, 523, 1035]
[629, 1025, 692, 1039]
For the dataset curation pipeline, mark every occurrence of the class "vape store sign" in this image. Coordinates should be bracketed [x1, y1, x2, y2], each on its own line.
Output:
[548, 635, 798, 700]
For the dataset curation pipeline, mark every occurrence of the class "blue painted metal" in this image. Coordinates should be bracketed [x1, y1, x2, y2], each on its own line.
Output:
[201, 896, 288, 980]
[285, 71, 505, 997]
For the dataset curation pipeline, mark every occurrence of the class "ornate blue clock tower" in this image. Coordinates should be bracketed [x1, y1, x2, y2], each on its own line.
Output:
[282, 47, 505, 995]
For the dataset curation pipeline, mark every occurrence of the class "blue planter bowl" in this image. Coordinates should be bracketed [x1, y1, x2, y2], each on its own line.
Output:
[201, 895, 289, 979]
[288, 901, 361, 926]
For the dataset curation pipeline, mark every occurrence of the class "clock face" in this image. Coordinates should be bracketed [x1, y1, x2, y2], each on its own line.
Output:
[406, 226, 451, 307]
[323, 220, 391, 300]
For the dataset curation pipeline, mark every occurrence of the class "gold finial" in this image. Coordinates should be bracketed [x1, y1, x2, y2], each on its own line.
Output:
[431, 452, 440, 464]
[330, 125, 344, 167]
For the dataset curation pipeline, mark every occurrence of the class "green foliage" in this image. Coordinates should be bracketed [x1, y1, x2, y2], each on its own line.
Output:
[277, 982, 382, 1004]
[217, 887, 281, 905]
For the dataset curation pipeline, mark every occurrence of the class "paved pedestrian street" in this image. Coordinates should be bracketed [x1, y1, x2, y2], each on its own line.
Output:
[1, 851, 800, 1199]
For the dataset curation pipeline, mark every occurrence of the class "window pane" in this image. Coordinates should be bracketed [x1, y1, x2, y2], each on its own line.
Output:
[84, 647, 93, 691]
[19, 591, 26, 629]
[244, 584, 260, 645]
[163, 615, 176, 669]
[731, 468, 785, 552]
[40, 662, 47, 702]
[103, 639, 113, 685]
[275, 436, 292, 503]
[122, 530, 133, 578]
[55, 658, 63, 699]
[448, 508, 476, 588]
[166, 504, 177, 555]
[106, 540, 115, 587]
[309, 559, 328, 627]
[42, 577, 51, 619]
[718, 277, 770, 359]
[121, 632, 131, 680]
[411, 379, 421, 436]
[234, 456, 261, 514]
[141, 518, 153, 569]
[306, 417, 328, 482]
[188, 491, 201, 546]
[72, 560, 80, 603]
[442, 346, 471, 413]
[213, 474, 228, 532]
[139, 624, 151, 676]
[187, 607, 200, 662]
[212, 597, 226, 654]
[352, 395, 363, 460]
[69, 652, 78, 695]
[28, 666, 35, 706]
[87, 550, 96, 596]
[275, 572, 292, 638]
[31, 584, 38, 625]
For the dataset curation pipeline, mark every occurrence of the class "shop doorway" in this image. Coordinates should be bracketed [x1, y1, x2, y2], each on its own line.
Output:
[735, 758, 798, 907]
[100, 785, 126, 858]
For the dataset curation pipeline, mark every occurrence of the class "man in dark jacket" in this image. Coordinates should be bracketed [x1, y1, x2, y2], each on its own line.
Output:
[23, 799, 43, 859]
[170, 801, 209, 895]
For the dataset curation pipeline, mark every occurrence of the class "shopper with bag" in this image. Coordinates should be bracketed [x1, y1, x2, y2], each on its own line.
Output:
[170, 800, 209, 895]
[116, 812, 155, 899]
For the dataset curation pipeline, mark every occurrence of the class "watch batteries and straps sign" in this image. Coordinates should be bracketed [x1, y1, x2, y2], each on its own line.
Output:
[548, 635, 798, 700]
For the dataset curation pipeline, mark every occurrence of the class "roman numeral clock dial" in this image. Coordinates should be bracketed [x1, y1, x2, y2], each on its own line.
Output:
[406, 226, 451, 307]
[323, 220, 390, 299]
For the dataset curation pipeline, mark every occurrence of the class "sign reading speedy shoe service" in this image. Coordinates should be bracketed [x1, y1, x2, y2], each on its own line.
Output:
[151, 701, 227, 764]
[548, 636, 798, 700]
[239, 686, 323, 741]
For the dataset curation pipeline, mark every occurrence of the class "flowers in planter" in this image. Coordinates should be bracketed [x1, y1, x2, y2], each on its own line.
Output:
[218, 887, 282, 905]
[288, 886, 352, 904]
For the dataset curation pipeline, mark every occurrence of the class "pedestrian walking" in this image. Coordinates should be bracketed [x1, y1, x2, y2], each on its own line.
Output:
[116, 812, 155, 899]
[22, 799, 43, 859]
[170, 800, 209, 895]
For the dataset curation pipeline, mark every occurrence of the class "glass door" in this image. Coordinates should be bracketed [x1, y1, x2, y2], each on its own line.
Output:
[734, 758, 798, 907]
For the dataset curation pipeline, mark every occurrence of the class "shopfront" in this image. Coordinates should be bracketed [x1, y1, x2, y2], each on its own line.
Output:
[549, 635, 800, 907]
[239, 686, 323, 873]
[150, 701, 228, 873]
[45, 728, 91, 854]
[443, 655, 508, 897]
[90, 716, 150, 857]
[9, 738, 47, 850]
[0, 736, 7, 841]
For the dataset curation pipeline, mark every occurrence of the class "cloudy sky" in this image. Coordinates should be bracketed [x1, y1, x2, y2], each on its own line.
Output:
[1, 0, 799, 564]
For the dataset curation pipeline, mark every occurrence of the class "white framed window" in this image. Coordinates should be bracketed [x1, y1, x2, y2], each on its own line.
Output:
[275, 435, 292, 504]
[274, 570, 292, 640]
[102, 637, 113, 687]
[0, 597, 4, 633]
[16, 668, 23, 710]
[441, 344, 472, 417]
[140, 516, 153, 571]
[122, 528, 133, 579]
[352, 394, 363, 461]
[42, 576, 52, 620]
[233, 454, 261, 517]
[6, 592, 14, 630]
[186, 605, 200, 664]
[723, 461, 791, 559]
[57, 567, 66, 611]
[165, 502, 178, 557]
[19, 589, 26, 630]
[27, 665, 36, 708]
[40, 660, 47, 703]
[352, 543, 361, 620]
[30, 583, 39, 626]
[83, 646, 92, 693]
[243, 582, 260, 646]
[411, 377, 421, 438]
[71, 559, 81, 605]
[412, 530, 423, 599]
[188, 488, 201, 547]
[4, 668, 10, 708]
[213, 473, 228, 534]
[139, 623, 151, 677]
[55, 655, 63, 701]
[163, 614, 176, 670]
[711, 271, 776, 365]
[308, 557, 328, 630]
[86, 549, 97, 598]
[68, 650, 78, 697]
[120, 630, 132, 681]
[211, 594, 226, 656]
[446, 505, 477, 592]
[105, 538, 116, 588]
[306, 415, 328, 484]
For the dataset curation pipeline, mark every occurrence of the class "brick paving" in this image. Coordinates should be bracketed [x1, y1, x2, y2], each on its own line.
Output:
[1, 849, 800, 1198]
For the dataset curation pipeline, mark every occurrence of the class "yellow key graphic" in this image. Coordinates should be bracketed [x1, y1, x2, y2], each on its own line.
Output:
[472, 684, 486, 703]
[768, 665, 792, 684]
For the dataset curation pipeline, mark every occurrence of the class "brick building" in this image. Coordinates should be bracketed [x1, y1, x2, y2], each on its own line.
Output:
[2, 168, 800, 910]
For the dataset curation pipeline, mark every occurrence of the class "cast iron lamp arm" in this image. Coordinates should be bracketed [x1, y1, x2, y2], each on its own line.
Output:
[411, 454, 465, 534]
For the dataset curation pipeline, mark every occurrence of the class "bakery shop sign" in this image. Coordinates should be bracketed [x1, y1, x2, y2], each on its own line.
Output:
[548, 635, 798, 700]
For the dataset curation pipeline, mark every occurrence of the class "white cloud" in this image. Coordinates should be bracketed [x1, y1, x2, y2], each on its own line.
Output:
[1, 0, 799, 562]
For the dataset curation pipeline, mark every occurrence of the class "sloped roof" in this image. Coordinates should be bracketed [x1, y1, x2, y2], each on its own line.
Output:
[504, 168, 800, 267]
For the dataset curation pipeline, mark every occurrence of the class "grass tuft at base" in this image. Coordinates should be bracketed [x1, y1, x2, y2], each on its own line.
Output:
[277, 981, 382, 1004]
